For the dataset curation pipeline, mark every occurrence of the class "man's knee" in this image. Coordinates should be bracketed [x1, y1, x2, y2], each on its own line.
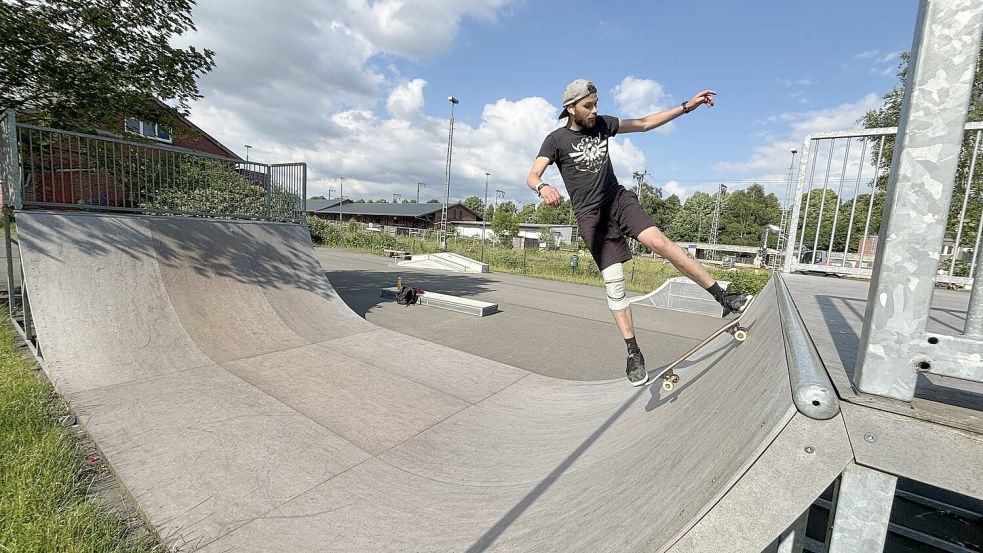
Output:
[639, 226, 671, 255]
[601, 263, 630, 312]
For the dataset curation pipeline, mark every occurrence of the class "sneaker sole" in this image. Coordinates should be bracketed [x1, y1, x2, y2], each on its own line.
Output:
[629, 373, 650, 387]
[736, 294, 754, 314]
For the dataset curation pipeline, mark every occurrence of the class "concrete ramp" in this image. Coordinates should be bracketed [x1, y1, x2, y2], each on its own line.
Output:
[629, 276, 730, 317]
[17, 212, 850, 552]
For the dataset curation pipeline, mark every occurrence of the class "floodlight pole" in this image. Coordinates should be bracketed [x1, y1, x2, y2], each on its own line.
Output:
[439, 96, 460, 250]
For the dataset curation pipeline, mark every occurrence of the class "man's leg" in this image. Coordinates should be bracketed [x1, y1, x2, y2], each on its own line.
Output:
[611, 306, 634, 339]
[602, 262, 649, 386]
[637, 226, 714, 287]
[637, 226, 752, 314]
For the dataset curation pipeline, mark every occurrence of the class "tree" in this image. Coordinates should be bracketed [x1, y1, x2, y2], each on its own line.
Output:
[309, 195, 327, 200]
[517, 203, 537, 223]
[859, 45, 983, 248]
[666, 191, 714, 242]
[461, 195, 485, 219]
[534, 198, 573, 225]
[427, 199, 440, 203]
[492, 200, 519, 244]
[718, 184, 782, 247]
[0, 0, 215, 130]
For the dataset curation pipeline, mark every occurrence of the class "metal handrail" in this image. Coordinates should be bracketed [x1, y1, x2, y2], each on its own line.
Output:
[775, 272, 841, 420]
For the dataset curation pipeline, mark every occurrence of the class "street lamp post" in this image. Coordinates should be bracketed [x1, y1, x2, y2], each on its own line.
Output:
[481, 172, 490, 262]
[439, 96, 460, 250]
[416, 182, 426, 203]
[338, 177, 344, 223]
[244, 144, 253, 162]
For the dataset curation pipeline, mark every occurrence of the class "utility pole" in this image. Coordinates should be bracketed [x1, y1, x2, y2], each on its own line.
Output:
[481, 172, 490, 262]
[630, 170, 650, 257]
[416, 182, 426, 203]
[774, 148, 798, 270]
[708, 184, 726, 261]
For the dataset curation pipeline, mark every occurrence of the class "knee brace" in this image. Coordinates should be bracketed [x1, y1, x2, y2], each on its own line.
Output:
[601, 263, 630, 312]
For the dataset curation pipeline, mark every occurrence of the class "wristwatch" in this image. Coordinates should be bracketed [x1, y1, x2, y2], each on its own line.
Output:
[681, 101, 691, 114]
[536, 182, 550, 197]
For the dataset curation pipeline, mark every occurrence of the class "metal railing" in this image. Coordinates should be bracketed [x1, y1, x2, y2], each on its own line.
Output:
[782, 122, 983, 284]
[1, 109, 306, 223]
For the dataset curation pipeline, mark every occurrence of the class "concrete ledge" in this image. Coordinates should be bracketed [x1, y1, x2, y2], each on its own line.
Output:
[381, 287, 499, 317]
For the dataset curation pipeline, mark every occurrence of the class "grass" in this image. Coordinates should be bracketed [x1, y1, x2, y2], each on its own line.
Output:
[0, 311, 163, 553]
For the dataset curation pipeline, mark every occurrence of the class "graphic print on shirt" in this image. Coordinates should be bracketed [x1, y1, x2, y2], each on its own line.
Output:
[568, 135, 608, 173]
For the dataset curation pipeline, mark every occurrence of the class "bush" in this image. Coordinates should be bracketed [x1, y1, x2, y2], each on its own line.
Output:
[139, 158, 301, 220]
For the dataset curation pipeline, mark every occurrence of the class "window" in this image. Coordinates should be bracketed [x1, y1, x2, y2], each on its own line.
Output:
[124, 118, 172, 143]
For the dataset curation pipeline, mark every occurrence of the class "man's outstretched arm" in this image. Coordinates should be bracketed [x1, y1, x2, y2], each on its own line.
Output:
[526, 156, 563, 207]
[619, 89, 716, 134]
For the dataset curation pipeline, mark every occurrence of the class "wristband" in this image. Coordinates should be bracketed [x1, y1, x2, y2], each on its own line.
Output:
[536, 182, 549, 197]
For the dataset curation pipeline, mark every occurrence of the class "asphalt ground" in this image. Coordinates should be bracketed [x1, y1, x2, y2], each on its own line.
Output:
[314, 247, 726, 381]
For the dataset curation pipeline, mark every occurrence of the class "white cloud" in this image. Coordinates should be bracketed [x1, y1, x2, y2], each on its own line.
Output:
[386, 79, 427, 119]
[347, 0, 511, 59]
[610, 76, 674, 133]
[664, 180, 686, 199]
[174, 0, 562, 203]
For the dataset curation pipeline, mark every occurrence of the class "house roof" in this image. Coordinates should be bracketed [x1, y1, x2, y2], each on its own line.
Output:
[152, 98, 241, 160]
[311, 202, 478, 219]
[306, 198, 348, 212]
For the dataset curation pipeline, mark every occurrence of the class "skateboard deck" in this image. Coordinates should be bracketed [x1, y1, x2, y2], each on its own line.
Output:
[650, 294, 757, 391]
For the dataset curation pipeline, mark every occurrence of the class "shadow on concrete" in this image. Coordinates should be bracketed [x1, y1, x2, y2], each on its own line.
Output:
[814, 293, 981, 411]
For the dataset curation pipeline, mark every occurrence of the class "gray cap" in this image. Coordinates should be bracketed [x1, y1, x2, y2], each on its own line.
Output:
[558, 79, 597, 119]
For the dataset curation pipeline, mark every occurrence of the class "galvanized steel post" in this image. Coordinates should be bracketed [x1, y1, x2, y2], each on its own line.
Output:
[855, 0, 983, 401]
[826, 464, 897, 553]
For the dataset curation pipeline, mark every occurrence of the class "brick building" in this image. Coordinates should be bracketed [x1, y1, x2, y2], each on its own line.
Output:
[309, 201, 479, 229]
[4, 100, 241, 208]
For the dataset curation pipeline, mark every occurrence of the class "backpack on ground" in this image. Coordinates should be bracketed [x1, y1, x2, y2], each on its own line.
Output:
[396, 286, 420, 306]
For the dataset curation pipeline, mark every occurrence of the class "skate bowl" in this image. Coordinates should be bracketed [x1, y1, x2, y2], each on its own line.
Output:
[17, 211, 851, 552]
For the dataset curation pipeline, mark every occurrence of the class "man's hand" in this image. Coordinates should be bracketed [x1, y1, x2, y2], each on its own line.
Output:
[540, 185, 563, 207]
[686, 90, 717, 110]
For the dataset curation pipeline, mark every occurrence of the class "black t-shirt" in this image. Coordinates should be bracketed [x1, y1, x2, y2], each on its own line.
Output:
[537, 115, 622, 216]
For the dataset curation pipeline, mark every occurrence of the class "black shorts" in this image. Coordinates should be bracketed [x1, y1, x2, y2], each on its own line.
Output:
[576, 187, 656, 271]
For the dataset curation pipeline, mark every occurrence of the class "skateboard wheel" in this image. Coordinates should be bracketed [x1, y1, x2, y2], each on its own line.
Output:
[734, 328, 748, 342]
[670, 374, 680, 384]
[662, 380, 674, 391]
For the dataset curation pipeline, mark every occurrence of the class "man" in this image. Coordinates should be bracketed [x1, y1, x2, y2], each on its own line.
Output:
[526, 78, 750, 387]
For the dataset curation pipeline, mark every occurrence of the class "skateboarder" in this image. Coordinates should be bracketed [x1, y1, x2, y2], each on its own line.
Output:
[526, 78, 751, 387]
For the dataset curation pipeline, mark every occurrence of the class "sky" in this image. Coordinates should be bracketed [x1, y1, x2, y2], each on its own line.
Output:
[175, 0, 921, 207]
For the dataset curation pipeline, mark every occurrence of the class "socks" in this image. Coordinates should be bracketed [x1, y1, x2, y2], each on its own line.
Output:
[625, 336, 640, 353]
[706, 282, 725, 304]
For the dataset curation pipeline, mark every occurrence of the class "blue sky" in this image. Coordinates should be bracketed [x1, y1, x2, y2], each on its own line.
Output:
[181, 0, 920, 206]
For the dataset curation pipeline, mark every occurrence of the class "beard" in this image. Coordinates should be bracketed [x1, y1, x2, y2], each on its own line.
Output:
[573, 111, 596, 129]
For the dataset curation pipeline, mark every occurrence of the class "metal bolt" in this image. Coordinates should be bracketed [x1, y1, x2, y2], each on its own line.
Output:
[804, 446, 815, 454]
[864, 433, 877, 444]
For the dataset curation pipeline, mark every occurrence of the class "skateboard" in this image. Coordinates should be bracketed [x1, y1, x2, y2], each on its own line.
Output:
[650, 294, 757, 391]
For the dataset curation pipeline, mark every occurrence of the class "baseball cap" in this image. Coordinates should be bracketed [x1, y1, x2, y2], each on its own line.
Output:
[558, 79, 597, 119]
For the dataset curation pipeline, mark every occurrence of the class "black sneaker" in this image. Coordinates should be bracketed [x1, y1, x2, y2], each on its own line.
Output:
[721, 293, 753, 315]
[626, 350, 649, 387]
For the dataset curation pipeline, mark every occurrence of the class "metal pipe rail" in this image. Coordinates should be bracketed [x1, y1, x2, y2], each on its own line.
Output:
[775, 272, 840, 420]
